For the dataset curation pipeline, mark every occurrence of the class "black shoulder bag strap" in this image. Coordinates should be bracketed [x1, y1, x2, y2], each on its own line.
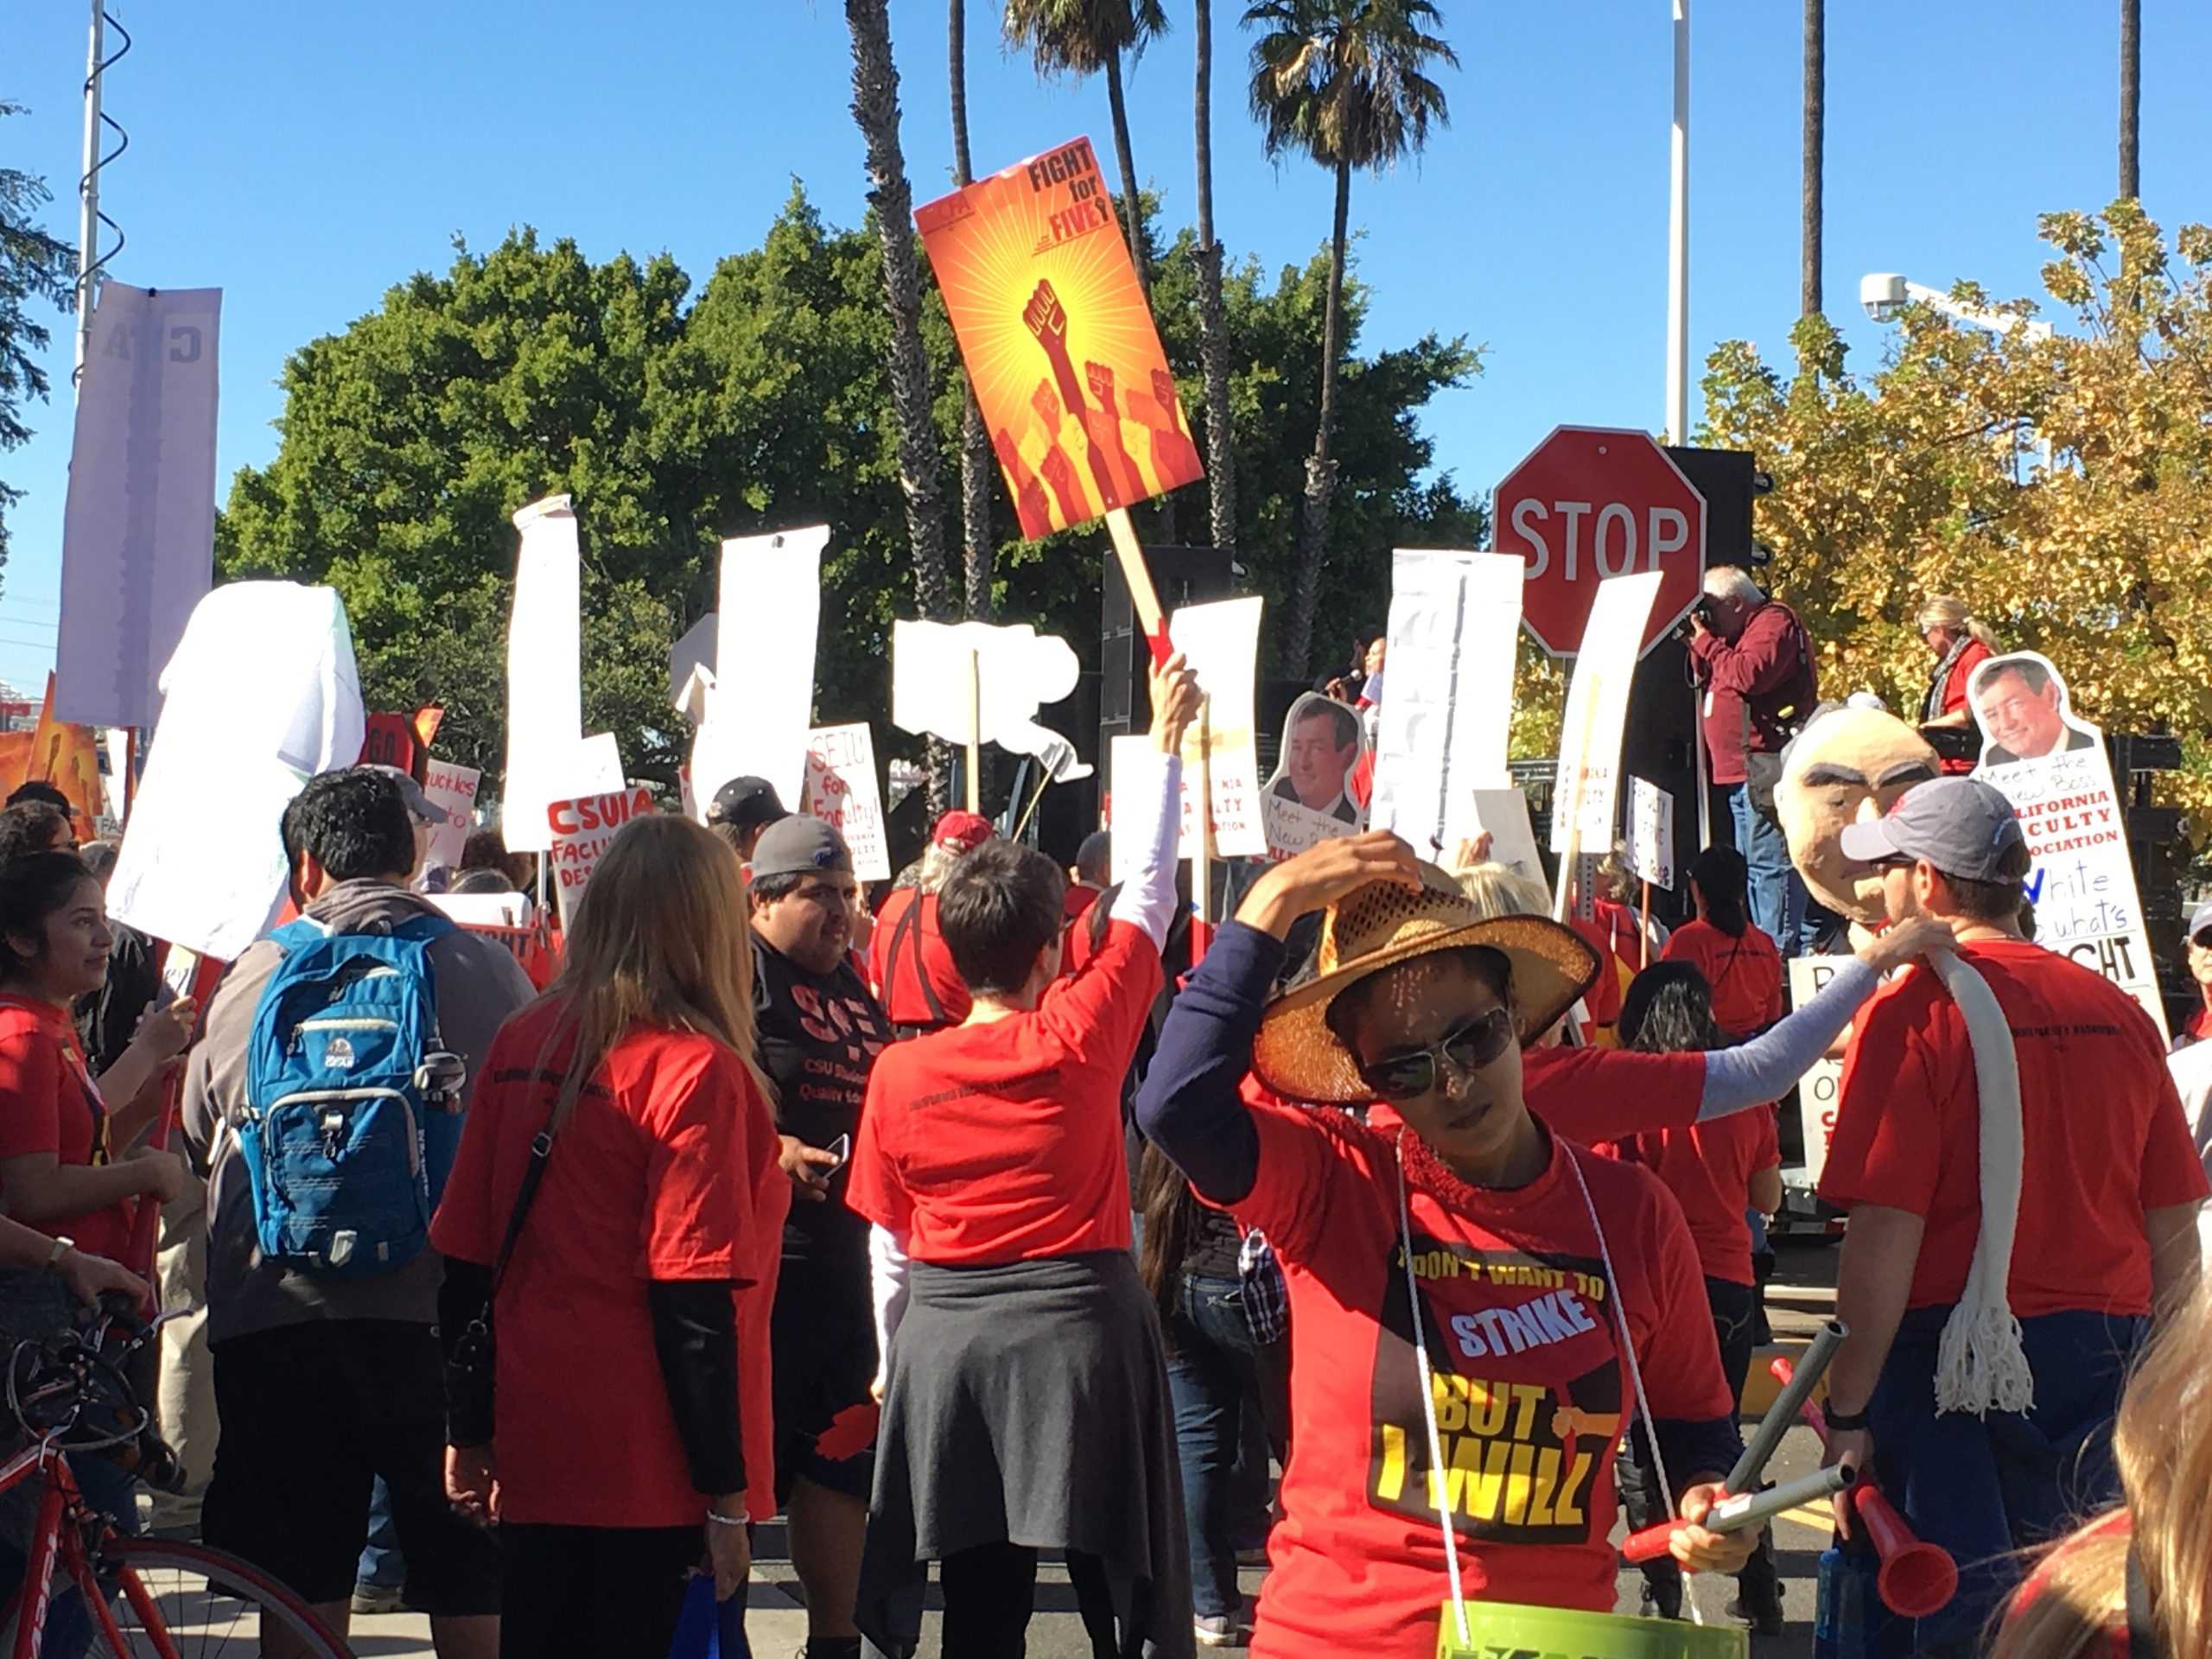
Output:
[445, 1111, 559, 1442]
[894, 894, 949, 1029]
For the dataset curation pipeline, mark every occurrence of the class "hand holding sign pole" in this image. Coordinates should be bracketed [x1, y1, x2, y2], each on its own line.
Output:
[917, 137, 1199, 668]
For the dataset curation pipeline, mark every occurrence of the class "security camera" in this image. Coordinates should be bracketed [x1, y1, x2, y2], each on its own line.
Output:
[1860, 272, 1907, 322]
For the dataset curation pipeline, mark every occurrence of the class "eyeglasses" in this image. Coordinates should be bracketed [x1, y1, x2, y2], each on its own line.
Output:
[1354, 1007, 1516, 1103]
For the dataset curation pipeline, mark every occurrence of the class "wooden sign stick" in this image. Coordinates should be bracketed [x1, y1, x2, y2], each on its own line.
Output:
[1104, 509, 1173, 669]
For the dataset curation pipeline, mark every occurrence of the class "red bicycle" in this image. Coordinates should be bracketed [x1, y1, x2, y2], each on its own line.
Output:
[0, 1300, 348, 1657]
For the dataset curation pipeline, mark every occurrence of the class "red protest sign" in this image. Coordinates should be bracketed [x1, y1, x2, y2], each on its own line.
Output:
[1497, 427, 1707, 658]
[545, 785, 658, 924]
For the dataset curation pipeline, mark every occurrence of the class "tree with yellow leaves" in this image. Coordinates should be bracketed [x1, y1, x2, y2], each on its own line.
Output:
[1692, 200, 2212, 835]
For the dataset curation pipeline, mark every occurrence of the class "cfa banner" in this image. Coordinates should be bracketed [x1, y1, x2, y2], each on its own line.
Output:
[916, 136, 1204, 539]
[1969, 651, 2166, 1039]
[56, 283, 222, 729]
[546, 786, 658, 925]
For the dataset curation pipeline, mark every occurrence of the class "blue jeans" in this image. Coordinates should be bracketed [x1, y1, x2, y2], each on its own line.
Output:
[1729, 784, 1805, 957]
[1166, 1274, 1287, 1620]
[1868, 1305, 2145, 1654]
[358, 1474, 403, 1589]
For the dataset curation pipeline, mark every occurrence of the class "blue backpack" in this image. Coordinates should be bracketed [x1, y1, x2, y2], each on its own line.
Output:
[233, 912, 467, 1278]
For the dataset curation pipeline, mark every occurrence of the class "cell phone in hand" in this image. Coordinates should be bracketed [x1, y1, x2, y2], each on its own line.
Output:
[824, 1134, 851, 1173]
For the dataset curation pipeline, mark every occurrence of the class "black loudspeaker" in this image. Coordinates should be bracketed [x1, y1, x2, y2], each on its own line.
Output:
[1662, 445, 1757, 567]
[1098, 546, 1237, 757]
[1611, 447, 1758, 921]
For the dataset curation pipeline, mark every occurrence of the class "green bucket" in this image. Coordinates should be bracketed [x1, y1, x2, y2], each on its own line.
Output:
[1437, 1601, 1749, 1659]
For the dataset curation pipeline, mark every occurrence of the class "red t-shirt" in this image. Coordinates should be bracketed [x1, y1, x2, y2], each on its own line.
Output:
[1936, 640, 1994, 775]
[1818, 940, 2209, 1317]
[1566, 918, 1624, 1029]
[848, 918, 1160, 1264]
[2187, 1003, 2212, 1044]
[1222, 1105, 1733, 1656]
[429, 1001, 788, 1526]
[0, 998, 134, 1261]
[868, 888, 971, 1031]
[1607, 1110, 1780, 1286]
[1520, 1045, 1707, 1147]
[1662, 919, 1784, 1040]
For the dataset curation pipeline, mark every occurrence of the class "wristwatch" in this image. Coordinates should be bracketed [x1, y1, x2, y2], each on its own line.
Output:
[1822, 1403, 1870, 1433]
[43, 1236, 74, 1272]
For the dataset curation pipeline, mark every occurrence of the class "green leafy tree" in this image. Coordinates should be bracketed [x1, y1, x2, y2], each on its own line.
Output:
[0, 102, 77, 583]
[219, 192, 1484, 798]
[1245, 0, 1457, 677]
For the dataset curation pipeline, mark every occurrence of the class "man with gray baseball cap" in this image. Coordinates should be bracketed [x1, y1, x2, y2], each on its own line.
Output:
[747, 815, 892, 1659]
[1814, 775, 2206, 1654]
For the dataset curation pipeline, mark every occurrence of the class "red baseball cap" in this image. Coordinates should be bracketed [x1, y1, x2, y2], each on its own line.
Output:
[931, 810, 994, 855]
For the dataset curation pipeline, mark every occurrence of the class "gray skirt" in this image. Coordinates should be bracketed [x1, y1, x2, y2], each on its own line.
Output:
[855, 1250, 1194, 1658]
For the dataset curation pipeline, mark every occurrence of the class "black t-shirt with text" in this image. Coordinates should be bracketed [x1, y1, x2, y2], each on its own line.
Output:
[752, 938, 892, 1266]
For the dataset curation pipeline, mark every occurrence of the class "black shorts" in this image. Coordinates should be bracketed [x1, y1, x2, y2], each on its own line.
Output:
[770, 1258, 878, 1506]
[202, 1320, 501, 1613]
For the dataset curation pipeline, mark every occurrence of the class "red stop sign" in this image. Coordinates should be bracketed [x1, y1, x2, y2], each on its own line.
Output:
[1496, 426, 1707, 657]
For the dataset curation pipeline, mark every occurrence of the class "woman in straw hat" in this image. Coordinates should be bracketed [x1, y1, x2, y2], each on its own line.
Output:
[1135, 834, 1766, 1656]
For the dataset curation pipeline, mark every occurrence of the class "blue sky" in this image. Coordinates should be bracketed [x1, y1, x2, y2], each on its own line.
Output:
[3, 0, 2206, 696]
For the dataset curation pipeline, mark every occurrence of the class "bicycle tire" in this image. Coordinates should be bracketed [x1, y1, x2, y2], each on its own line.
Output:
[100, 1538, 351, 1658]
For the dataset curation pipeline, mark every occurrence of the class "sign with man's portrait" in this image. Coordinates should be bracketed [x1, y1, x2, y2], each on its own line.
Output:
[1970, 651, 2165, 1038]
[1262, 692, 1368, 856]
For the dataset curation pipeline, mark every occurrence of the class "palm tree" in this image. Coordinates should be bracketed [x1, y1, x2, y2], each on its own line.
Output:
[949, 0, 995, 617]
[1001, 0, 1169, 296]
[1801, 0, 1823, 319]
[1193, 0, 1239, 556]
[1247, 0, 1455, 677]
[845, 0, 957, 805]
[2119, 0, 2139, 200]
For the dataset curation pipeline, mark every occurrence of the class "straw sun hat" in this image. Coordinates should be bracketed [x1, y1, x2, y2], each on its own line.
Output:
[1250, 861, 1600, 1106]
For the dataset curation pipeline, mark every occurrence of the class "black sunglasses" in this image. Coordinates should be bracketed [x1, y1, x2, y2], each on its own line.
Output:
[1354, 1007, 1517, 1103]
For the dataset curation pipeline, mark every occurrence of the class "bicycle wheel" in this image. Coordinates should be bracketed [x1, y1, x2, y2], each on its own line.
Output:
[99, 1538, 350, 1657]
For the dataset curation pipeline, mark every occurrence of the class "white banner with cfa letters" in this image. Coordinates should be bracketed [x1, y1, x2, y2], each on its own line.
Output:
[56, 284, 222, 729]
[503, 496, 584, 853]
[1370, 550, 1523, 858]
[1550, 571, 1663, 855]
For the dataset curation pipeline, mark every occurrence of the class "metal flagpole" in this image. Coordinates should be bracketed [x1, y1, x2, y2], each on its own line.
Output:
[75, 0, 105, 379]
[1665, 0, 1690, 446]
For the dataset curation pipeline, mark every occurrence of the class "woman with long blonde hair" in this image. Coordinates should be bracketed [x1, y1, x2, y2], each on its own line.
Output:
[1991, 1271, 2211, 1659]
[1917, 595, 2001, 773]
[433, 814, 786, 1659]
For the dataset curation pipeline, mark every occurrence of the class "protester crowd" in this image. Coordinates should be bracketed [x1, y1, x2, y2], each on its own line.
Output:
[0, 579, 2202, 1659]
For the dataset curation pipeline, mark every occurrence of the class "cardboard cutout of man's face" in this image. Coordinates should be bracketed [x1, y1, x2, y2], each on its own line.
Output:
[1274, 696, 1361, 817]
[1970, 652, 2092, 764]
[1776, 707, 1942, 925]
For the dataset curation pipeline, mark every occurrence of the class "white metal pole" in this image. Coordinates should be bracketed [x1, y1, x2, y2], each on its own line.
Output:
[75, 0, 105, 379]
[1664, 0, 1690, 444]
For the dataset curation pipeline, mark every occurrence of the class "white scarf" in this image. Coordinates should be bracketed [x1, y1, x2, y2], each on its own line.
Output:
[1927, 951, 2034, 1416]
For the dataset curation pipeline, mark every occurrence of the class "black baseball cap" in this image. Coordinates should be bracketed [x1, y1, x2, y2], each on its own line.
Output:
[707, 776, 788, 830]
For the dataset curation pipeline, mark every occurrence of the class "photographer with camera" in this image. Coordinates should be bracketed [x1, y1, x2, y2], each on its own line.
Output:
[1686, 566, 1819, 956]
